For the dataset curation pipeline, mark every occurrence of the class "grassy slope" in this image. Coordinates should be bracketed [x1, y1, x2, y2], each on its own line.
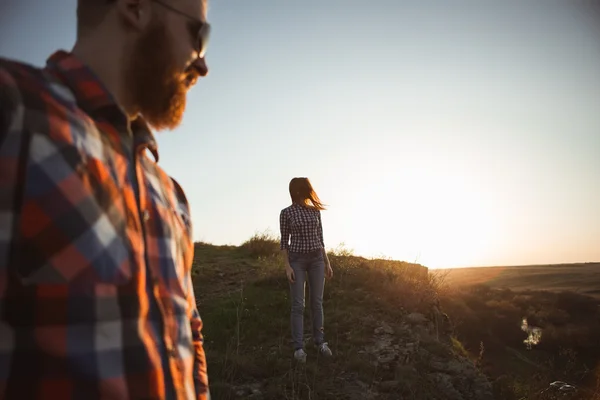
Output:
[191, 241, 600, 399]
[191, 242, 447, 399]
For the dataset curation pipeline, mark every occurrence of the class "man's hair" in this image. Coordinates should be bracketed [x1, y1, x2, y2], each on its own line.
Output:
[77, 0, 209, 37]
[76, 0, 117, 37]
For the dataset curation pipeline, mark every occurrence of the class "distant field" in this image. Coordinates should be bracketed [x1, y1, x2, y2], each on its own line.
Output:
[438, 262, 600, 298]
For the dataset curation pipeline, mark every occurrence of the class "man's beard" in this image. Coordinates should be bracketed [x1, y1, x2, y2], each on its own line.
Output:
[127, 21, 198, 131]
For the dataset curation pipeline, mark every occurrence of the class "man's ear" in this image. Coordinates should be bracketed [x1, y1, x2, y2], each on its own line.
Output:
[115, 0, 153, 31]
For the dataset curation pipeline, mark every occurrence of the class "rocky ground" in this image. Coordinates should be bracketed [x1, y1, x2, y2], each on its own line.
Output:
[224, 313, 493, 400]
[193, 242, 494, 399]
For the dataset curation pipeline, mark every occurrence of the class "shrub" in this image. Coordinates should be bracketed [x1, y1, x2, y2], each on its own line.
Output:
[241, 230, 280, 258]
[451, 336, 470, 358]
[440, 284, 600, 398]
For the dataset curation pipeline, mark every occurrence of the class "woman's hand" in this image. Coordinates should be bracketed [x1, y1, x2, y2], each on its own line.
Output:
[325, 264, 333, 280]
[285, 265, 295, 283]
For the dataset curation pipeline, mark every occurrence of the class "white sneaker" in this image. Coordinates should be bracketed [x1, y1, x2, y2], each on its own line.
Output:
[317, 342, 333, 357]
[294, 349, 307, 363]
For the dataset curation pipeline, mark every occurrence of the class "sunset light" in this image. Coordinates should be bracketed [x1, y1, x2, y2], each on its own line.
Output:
[2, 1, 599, 399]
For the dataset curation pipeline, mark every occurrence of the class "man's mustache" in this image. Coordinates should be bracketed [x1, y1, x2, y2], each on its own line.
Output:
[184, 69, 200, 87]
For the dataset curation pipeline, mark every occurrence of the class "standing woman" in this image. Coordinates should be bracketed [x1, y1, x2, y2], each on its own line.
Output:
[280, 177, 334, 363]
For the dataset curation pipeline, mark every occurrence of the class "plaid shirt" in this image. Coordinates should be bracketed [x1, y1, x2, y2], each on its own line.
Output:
[279, 204, 325, 253]
[0, 51, 208, 399]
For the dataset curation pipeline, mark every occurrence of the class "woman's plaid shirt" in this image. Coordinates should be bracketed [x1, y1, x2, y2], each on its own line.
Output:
[279, 203, 325, 253]
[0, 51, 209, 399]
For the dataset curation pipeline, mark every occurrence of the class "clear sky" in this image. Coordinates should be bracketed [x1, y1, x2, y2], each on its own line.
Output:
[1, 1, 599, 269]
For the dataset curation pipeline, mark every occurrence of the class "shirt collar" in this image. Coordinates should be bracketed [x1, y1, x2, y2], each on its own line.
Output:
[44, 50, 159, 162]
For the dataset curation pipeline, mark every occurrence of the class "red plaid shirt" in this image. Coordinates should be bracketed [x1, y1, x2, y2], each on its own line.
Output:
[0, 51, 209, 399]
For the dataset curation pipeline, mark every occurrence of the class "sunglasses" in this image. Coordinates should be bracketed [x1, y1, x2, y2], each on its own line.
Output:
[151, 0, 211, 59]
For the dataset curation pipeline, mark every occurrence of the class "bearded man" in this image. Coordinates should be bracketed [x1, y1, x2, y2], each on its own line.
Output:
[0, 0, 211, 399]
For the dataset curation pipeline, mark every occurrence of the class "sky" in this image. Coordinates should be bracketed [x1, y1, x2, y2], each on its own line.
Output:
[1, 0, 599, 269]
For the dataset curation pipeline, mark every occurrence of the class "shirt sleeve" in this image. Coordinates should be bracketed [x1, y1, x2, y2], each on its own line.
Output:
[317, 211, 325, 248]
[186, 275, 210, 399]
[172, 177, 209, 399]
[0, 64, 25, 277]
[279, 209, 290, 250]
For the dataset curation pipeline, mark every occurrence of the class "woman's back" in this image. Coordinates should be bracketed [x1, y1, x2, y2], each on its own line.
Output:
[280, 203, 324, 253]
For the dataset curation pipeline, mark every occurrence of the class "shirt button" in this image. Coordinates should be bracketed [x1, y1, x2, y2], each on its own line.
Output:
[165, 343, 177, 358]
[142, 210, 150, 222]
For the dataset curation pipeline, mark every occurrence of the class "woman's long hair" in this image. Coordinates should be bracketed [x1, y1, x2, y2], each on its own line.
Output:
[289, 177, 326, 210]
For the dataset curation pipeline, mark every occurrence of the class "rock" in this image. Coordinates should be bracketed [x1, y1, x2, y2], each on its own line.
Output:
[338, 375, 379, 400]
[366, 323, 398, 367]
[233, 383, 264, 399]
[379, 380, 400, 392]
[395, 365, 418, 376]
[397, 342, 419, 364]
[418, 348, 431, 359]
[428, 358, 494, 400]
[407, 312, 429, 325]
[374, 322, 394, 335]
[387, 366, 420, 394]
[356, 380, 370, 390]
[414, 324, 432, 339]
[377, 349, 397, 364]
[360, 314, 493, 400]
[429, 373, 464, 400]
[430, 359, 466, 375]
[405, 342, 418, 352]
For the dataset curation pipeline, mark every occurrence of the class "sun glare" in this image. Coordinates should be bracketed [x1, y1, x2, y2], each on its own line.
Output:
[341, 160, 499, 269]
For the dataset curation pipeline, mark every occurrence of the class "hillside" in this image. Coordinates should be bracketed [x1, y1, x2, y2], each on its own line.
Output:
[191, 239, 600, 399]
[191, 239, 492, 400]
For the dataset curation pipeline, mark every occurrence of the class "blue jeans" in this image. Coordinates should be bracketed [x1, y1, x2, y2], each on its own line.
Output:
[288, 250, 326, 350]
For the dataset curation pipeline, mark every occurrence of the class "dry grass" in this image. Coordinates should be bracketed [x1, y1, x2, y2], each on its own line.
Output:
[193, 236, 600, 399]
[240, 230, 281, 259]
[193, 238, 439, 399]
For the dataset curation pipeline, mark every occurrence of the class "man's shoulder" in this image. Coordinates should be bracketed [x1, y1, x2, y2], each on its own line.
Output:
[0, 56, 83, 146]
[0, 57, 41, 75]
[0, 57, 49, 90]
[0, 58, 51, 142]
[0, 57, 62, 121]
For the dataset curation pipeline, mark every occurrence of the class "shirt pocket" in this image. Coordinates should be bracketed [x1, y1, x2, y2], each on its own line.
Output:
[13, 132, 133, 287]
